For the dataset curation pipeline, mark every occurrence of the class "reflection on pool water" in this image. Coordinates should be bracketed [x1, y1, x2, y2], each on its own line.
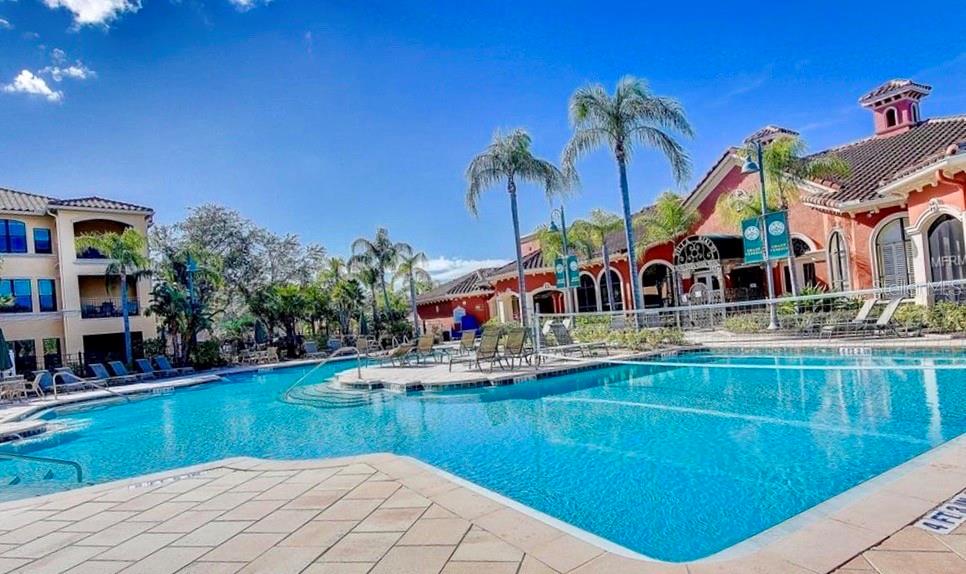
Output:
[3, 349, 966, 561]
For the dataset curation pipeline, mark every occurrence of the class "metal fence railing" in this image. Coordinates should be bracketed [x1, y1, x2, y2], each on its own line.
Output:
[80, 298, 140, 319]
[532, 278, 966, 343]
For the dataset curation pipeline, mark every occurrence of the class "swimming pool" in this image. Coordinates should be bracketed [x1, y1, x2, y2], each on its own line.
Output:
[2, 348, 966, 561]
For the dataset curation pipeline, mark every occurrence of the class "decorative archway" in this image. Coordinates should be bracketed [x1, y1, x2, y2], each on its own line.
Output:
[673, 236, 724, 304]
[640, 260, 675, 308]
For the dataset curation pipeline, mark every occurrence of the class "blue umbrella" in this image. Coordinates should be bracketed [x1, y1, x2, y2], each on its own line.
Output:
[0, 329, 12, 372]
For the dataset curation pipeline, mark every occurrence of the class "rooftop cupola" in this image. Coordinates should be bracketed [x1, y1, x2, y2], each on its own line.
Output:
[743, 125, 800, 146]
[859, 79, 931, 137]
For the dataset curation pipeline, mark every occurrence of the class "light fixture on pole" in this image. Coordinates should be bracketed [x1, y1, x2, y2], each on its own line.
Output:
[741, 141, 779, 330]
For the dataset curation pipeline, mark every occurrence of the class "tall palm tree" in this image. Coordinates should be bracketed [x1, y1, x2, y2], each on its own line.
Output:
[570, 209, 624, 311]
[715, 135, 850, 295]
[562, 76, 693, 313]
[351, 261, 382, 336]
[75, 228, 151, 365]
[351, 228, 413, 311]
[466, 128, 566, 327]
[639, 191, 699, 302]
[394, 251, 431, 336]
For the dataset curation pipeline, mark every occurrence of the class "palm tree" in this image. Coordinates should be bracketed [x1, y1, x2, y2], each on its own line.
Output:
[394, 251, 431, 336]
[351, 261, 381, 336]
[75, 228, 151, 365]
[562, 76, 693, 313]
[570, 210, 624, 311]
[351, 228, 413, 311]
[715, 135, 850, 295]
[330, 278, 363, 336]
[639, 191, 699, 302]
[466, 128, 566, 327]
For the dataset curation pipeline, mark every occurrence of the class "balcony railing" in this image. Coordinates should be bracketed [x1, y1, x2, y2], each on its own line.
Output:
[80, 298, 140, 319]
[76, 247, 107, 260]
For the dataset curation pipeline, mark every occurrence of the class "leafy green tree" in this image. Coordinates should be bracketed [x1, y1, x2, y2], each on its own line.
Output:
[330, 278, 364, 336]
[466, 128, 566, 326]
[715, 135, 850, 295]
[75, 228, 152, 364]
[638, 192, 698, 302]
[570, 210, 625, 311]
[394, 251, 431, 336]
[562, 76, 693, 313]
[248, 283, 309, 357]
[351, 228, 412, 311]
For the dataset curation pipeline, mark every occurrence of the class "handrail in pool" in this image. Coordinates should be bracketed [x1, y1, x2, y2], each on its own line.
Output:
[54, 372, 132, 403]
[280, 347, 361, 400]
[0, 451, 84, 483]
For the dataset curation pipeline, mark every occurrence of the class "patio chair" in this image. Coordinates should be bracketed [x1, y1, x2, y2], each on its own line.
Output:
[89, 363, 139, 386]
[868, 297, 906, 337]
[384, 343, 415, 367]
[470, 331, 504, 372]
[42, 370, 99, 395]
[549, 322, 609, 356]
[109, 361, 153, 381]
[821, 298, 878, 338]
[23, 371, 48, 398]
[457, 330, 477, 355]
[412, 334, 443, 365]
[154, 356, 194, 376]
[500, 328, 536, 369]
[0, 377, 26, 402]
[136, 358, 171, 378]
[302, 341, 327, 359]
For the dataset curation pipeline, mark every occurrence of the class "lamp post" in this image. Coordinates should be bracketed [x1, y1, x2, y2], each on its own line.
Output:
[549, 206, 575, 314]
[741, 141, 779, 330]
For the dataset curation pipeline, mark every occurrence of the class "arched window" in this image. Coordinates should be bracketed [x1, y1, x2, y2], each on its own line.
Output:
[641, 263, 675, 308]
[598, 270, 623, 311]
[885, 108, 898, 128]
[875, 217, 913, 288]
[928, 215, 966, 283]
[575, 274, 598, 313]
[828, 231, 850, 291]
[0, 219, 27, 253]
[911, 103, 920, 123]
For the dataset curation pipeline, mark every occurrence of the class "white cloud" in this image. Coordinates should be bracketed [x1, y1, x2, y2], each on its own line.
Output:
[2, 70, 63, 102]
[41, 0, 141, 26]
[0, 17, 12, 30]
[228, 0, 272, 11]
[423, 257, 506, 283]
[42, 61, 96, 82]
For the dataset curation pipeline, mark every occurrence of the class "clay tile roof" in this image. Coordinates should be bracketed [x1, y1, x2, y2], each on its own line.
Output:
[492, 250, 546, 276]
[416, 267, 499, 304]
[50, 196, 153, 213]
[803, 116, 966, 209]
[859, 79, 932, 105]
[0, 187, 53, 214]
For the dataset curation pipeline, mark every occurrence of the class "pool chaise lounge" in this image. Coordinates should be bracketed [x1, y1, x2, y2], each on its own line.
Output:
[88, 363, 139, 386]
[155, 355, 194, 376]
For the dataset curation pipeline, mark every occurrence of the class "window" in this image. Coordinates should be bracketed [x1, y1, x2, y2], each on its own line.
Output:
[0, 219, 27, 253]
[598, 270, 623, 311]
[885, 108, 898, 128]
[0, 279, 32, 312]
[42, 338, 62, 370]
[828, 231, 850, 291]
[928, 215, 966, 284]
[33, 228, 52, 254]
[38, 279, 56, 312]
[576, 274, 598, 313]
[803, 263, 817, 287]
[875, 217, 913, 288]
[12, 340, 37, 374]
[911, 103, 920, 123]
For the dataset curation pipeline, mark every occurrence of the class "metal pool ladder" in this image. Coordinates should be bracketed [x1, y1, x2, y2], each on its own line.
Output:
[0, 451, 84, 483]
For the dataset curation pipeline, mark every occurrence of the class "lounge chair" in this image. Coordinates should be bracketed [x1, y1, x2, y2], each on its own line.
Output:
[456, 330, 477, 355]
[500, 328, 536, 369]
[88, 363, 139, 386]
[549, 322, 609, 356]
[821, 298, 878, 338]
[412, 335, 442, 365]
[302, 341, 327, 359]
[51, 369, 107, 394]
[154, 356, 194, 376]
[469, 331, 503, 372]
[868, 298, 906, 337]
[136, 358, 171, 378]
[109, 360, 153, 381]
[384, 343, 415, 366]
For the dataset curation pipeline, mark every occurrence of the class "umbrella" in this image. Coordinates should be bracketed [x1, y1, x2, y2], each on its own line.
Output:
[0, 329, 12, 373]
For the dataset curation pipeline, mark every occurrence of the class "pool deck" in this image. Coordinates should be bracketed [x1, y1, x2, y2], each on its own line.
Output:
[0, 453, 964, 574]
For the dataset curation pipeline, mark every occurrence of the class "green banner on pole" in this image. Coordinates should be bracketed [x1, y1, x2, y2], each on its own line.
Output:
[765, 211, 790, 260]
[555, 255, 580, 288]
[742, 217, 764, 264]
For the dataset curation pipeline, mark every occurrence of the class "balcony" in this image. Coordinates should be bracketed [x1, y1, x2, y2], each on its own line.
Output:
[80, 298, 140, 319]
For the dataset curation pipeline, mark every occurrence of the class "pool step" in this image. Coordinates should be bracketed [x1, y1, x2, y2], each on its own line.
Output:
[283, 383, 392, 409]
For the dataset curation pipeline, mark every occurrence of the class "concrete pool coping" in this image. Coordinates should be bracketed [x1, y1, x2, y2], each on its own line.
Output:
[0, 453, 964, 573]
[2, 346, 966, 571]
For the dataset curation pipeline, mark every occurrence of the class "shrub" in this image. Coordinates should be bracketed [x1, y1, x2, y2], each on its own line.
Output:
[722, 313, 770, 333]
[141, 337, 167, 358]
[928, 301, 966, 333]
[189, 340, 226, 370]
[895, 303, 929, 330]
[482, 318, 521, 336]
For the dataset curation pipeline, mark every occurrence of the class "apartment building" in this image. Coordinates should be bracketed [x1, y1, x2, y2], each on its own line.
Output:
[0, 188, 156, 373]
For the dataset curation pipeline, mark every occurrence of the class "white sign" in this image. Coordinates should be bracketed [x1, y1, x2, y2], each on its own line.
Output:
[916, 489, 966, 534]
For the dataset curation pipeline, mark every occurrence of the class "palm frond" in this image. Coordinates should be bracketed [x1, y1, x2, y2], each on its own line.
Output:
[630, 126, 692, 184]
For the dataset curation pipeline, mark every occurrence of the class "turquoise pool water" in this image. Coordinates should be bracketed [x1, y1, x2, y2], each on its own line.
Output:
[3, 349, 966, 561]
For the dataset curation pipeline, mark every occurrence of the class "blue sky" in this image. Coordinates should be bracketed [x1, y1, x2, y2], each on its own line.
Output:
[2, 1, 965, 281]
